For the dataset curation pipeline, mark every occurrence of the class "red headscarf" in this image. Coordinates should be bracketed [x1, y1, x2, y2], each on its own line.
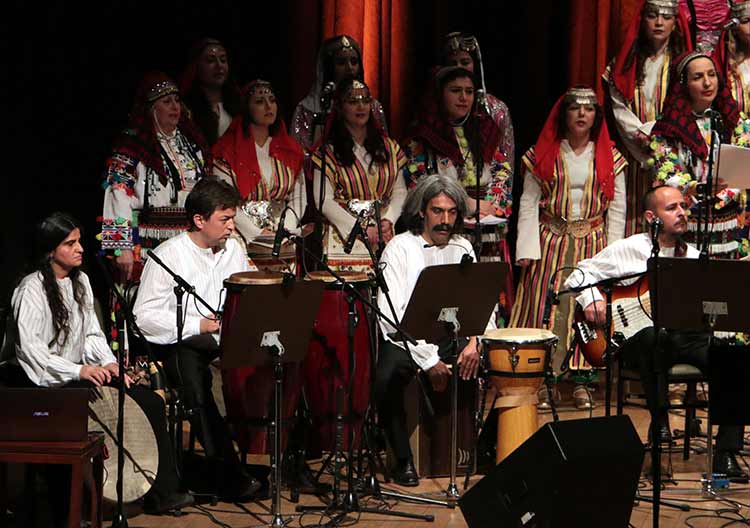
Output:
[610, 0, 693, 101]
[212, 81, 304, 199]
[406, 66, 502, 168]
[112, 71, 209, 185]
[533, 87, 616, 200]
[651, 51, 739, 160]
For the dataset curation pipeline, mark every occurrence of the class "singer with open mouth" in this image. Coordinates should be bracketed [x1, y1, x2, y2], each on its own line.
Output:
[647, 49, 749, 260]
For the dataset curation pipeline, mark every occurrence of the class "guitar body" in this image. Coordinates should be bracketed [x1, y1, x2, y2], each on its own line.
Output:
[572, 278, 651, 367]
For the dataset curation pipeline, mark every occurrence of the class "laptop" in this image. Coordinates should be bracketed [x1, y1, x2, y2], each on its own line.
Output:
[0, 388, 89, 442]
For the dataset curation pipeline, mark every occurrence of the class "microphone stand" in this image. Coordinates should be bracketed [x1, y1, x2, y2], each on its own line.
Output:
[699, 112, 721, 261]
[96, 257, 146, 528]
[279, 228, 436, 521]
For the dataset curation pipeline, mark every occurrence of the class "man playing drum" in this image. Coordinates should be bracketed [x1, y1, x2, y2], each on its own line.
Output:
[375, 174, 493, 486]
[565, 186, 747, 481]
[1, 212, 191, 521]
[134, 178, 262, 500]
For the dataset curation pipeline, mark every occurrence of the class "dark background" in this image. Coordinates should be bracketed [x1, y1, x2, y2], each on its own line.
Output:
[6, 1, 570, 302]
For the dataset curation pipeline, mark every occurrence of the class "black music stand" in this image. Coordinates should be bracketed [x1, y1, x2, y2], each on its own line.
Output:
[395, 262, 506, 500]
[221, 279, 324, 528]
[649, 256, 750, 526]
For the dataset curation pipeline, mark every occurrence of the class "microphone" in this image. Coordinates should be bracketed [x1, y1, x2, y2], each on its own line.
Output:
[650, 217, 663, 236]
[723, 17, 740, 30]
[343, 213, 365, 254]
[320, 81, 336, 107]
[271, 207, 289, 258]
[422, 242, 474, 265]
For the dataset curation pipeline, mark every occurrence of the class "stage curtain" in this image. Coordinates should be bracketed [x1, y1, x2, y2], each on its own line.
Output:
[568, 0, 643, 100]
[290, 0, 412, 139]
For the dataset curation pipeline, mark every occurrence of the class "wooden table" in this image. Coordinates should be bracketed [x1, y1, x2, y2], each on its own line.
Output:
[0, 433, 105, 528]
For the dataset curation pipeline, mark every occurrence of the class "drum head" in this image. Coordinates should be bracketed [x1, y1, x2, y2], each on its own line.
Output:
[481, 327, 558, 345]
[305, 270, 369, 284]
[88, 387, 159, 503]
[226, 271, 284, 285]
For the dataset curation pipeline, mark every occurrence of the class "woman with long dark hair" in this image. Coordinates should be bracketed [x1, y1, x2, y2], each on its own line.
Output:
[2, 212, 190, 520]
[213, 80, 305, 271]
[603, 0, 691, 235]
[179, 37, 242, 145]
[311, 78, 406, 271]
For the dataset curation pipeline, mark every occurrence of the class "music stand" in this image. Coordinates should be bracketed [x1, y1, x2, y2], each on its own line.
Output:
[396, 262, 506, 500]
[651, 257, 750, 515]
[221, 279, 325, 528]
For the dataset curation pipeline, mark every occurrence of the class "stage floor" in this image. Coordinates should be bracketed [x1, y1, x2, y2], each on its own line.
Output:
[118, 402, 749, 528]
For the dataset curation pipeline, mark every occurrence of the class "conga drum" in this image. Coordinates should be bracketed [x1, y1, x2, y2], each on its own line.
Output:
[303, 271, 372, 452]
[481, 328, 558, 463]
[220, 271, 304, 454]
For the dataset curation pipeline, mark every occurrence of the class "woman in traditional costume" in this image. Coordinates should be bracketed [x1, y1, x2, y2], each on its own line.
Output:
[510, 87, 628, 409]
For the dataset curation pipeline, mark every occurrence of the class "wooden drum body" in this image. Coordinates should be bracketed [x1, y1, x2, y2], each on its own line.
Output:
[482, 328, 557, 463]
[303, 271, 372, 452]
[220, 271, 304, 455]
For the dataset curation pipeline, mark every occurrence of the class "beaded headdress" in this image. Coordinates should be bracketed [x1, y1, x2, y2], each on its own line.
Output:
[443, 32, 478, 54]
[730, 1, 750, 19]
[343, 79, 371, 101]
[676, 50, 712, 77]
[563, 87, 599, 106]
[644, 0, 679, 15]
[146, 79, 179, 104]
[245, 80, 274, 97]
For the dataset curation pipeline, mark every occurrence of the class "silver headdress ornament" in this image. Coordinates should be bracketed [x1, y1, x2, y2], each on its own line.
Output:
[676, 50, 712, 77]
[344, 80, 371, 101]
[444, 32, 478, 54]
[563, 87, 599, 106]
[730, 1, 750, 19]
[645, 0, 680, 15]
[247, 80, 274, 97]
[340, 36, 352, 48]
[146, 80, 179, 104]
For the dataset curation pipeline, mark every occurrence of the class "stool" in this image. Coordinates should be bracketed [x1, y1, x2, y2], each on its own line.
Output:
[617, 363, 707, 460]
[0, 433, 104, 528]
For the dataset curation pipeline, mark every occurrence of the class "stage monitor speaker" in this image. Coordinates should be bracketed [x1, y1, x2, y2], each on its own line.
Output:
[459, 415, 644, 528]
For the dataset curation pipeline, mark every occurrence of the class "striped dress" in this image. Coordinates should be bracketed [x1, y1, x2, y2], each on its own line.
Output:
[311, 138, 407, 272]
[603, 51, 672, 236]
[510, 144, 627, 373]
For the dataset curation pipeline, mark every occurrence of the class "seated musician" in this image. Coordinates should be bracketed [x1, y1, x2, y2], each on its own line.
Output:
[1, 212, 191, 521]
[565, 185, 747, 481]
[375, 174, 492, 486]
[133, 178, 262, 500]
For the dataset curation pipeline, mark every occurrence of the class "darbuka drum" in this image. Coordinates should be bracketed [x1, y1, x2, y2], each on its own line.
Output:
[87, 386, 158, 503]
[481, 328, 557, 463]
[304, 271, 372, 452]
[220, 271, 304, 454]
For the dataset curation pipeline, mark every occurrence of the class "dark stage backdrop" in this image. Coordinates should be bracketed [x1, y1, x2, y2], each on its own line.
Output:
[8, 0, 572, 304]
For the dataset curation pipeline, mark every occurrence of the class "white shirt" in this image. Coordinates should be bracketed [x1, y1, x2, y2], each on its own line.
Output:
[2, 271, 116, 387]
[313, 143, 407, 239]
[515, 141, 626, 261]
[133, 232, 250, 345]
[216, 102, 232, 139]
[378, 231, 495, 370]
[564, 233, 700, 310]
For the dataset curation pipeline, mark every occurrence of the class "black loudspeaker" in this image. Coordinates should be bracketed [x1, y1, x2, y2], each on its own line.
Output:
[459, 415, 645, 528]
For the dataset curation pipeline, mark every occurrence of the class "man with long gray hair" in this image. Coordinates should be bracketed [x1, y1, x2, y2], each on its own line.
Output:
[375, 174, 493, 485]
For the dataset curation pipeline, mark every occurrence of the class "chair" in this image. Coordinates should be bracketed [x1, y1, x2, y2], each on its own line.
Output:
[616, 360, 708, 460]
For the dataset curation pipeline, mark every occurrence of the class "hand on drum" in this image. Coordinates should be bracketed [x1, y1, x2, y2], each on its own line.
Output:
[200, 317, 221, 334]
[380, 219, 394, 244]
[516, 259, 531, 267]
[426, 360, 451, 392]
[466, 198, 496, 219]
[366, 225, 380, 247]
[115, 249, 135, 281]
[81, 363, 132, 388]
[457, 338, 480, 380]
[584, 300, 607, 328]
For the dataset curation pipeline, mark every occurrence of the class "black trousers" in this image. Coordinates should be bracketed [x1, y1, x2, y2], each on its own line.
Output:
[621, 328, 744, 452]
[2, 364, 180, 524]
[375, 339, 464, 463]
[151, 339, 241, 473]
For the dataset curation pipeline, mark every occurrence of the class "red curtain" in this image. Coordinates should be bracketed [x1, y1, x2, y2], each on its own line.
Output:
[289, 0, 413, 139]
[567, 0, 643, 100]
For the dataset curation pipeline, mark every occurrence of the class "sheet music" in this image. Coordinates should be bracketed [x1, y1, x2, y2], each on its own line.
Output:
[718, 144, 750, 189]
